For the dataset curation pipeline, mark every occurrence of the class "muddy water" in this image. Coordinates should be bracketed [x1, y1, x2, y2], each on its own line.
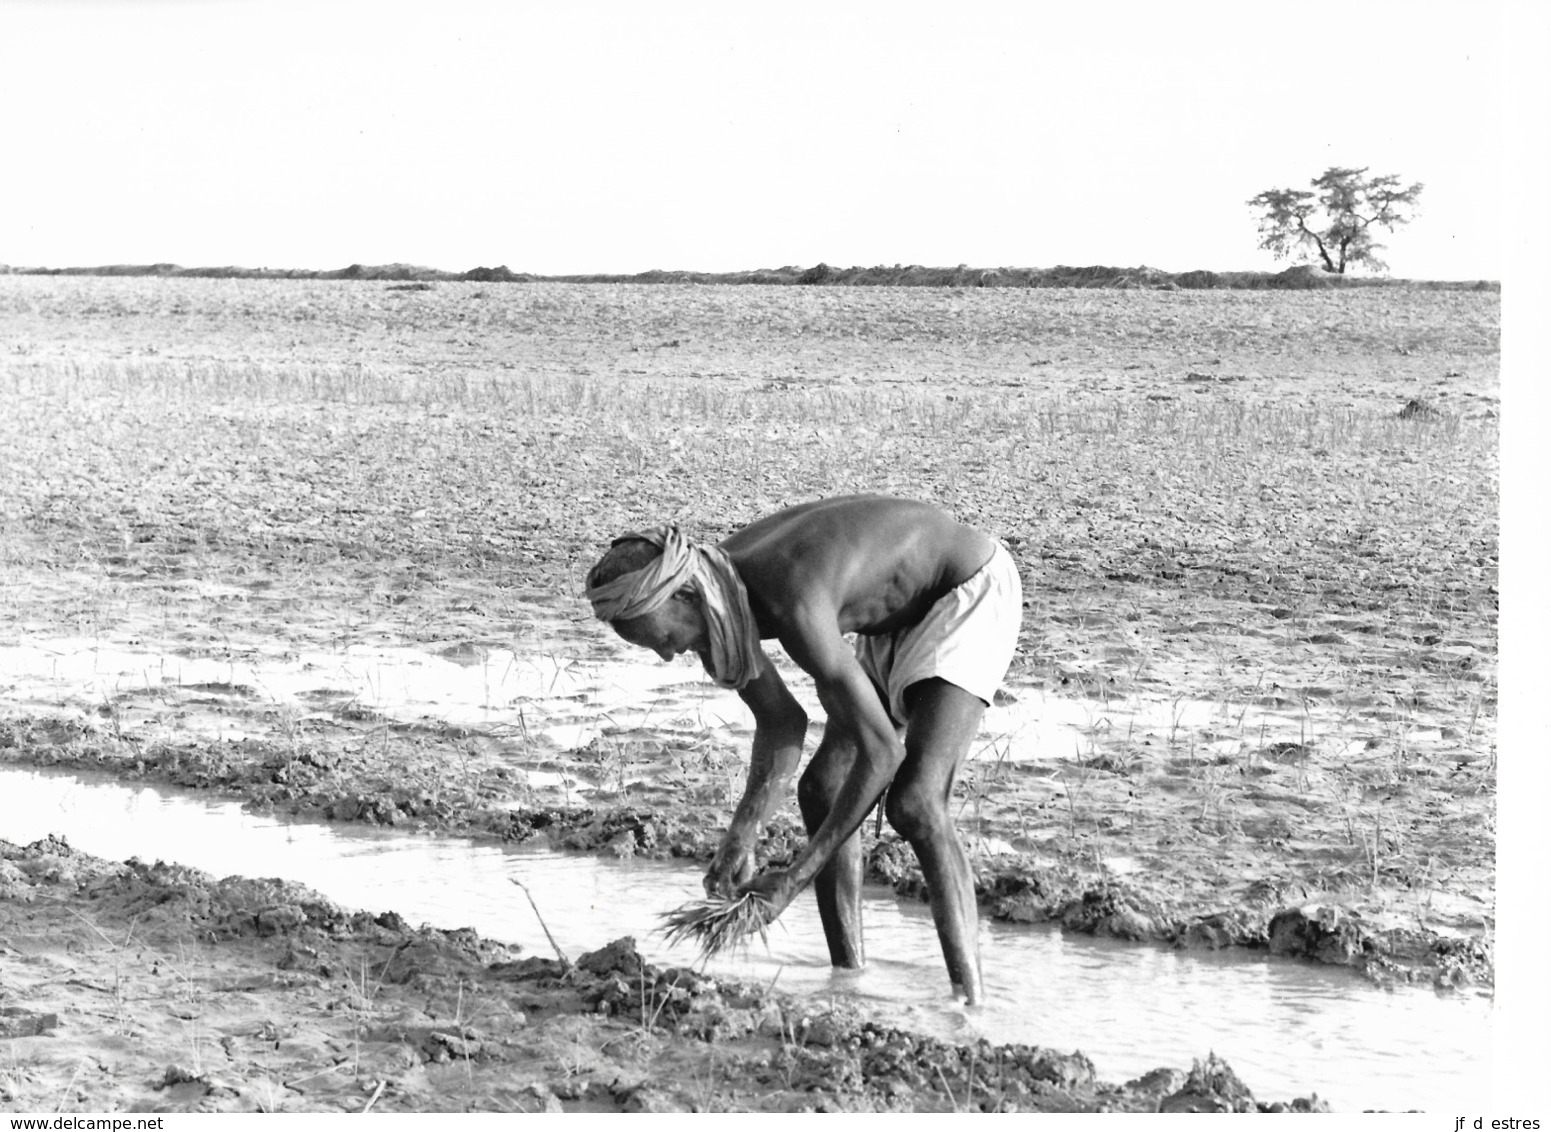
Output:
[0, 634, 1384, 768]
[0, 766, 1489, 1113]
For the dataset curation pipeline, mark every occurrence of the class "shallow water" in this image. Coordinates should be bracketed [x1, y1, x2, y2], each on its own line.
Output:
[0, 634, 1379, 765]
[0, 765, 1490, 1112]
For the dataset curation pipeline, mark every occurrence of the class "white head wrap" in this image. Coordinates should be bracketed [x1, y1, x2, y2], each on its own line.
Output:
[585, 524, 763, 689]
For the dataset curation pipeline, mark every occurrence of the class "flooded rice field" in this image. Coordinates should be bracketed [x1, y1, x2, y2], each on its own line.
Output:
[0, 275, 1500, 1109]
[0, 631, 1384, 772]
[0, 764, 1491, 1112]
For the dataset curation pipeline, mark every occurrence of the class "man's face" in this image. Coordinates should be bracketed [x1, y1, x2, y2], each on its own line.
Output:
[610, 592, 708, 662]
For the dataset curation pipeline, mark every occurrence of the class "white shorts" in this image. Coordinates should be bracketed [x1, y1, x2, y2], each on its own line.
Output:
[855, 542, 1022, 726]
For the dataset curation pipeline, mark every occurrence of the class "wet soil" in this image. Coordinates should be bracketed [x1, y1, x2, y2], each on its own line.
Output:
[0, 277, 1498, 1110]
[0, 836, 1327, 1113]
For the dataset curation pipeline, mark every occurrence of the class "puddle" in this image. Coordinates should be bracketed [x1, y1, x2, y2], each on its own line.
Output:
[0, 635, 1375, 766]
[0, 765, 1491, 1113]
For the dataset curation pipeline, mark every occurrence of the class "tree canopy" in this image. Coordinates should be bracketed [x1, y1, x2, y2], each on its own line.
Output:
[1247, 167, 1423, 274]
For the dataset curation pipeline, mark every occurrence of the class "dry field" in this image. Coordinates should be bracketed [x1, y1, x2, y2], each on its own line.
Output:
[0, 275, 1498, 1111]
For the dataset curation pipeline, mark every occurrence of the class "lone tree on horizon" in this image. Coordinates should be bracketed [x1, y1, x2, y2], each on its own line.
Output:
[1247, 166, 1423, 274]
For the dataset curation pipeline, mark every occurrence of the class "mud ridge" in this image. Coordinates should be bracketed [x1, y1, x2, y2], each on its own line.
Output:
[0, 724, 1490, 989]
[0, 835, 1331, 1113]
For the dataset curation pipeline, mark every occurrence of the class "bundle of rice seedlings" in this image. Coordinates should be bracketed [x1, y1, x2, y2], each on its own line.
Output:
[658, 891, 775, 957]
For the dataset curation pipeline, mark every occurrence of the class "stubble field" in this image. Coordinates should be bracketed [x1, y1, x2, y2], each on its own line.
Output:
[0, 275, 1498, 1112]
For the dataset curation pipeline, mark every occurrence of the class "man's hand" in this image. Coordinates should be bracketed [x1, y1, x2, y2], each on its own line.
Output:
[704, 832, 756, 897]
[737, 868, 799, 919]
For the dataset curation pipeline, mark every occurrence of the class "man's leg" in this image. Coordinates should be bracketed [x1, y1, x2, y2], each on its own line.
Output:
[797, 724, 866, 968]
[885, 677, 986, 1004]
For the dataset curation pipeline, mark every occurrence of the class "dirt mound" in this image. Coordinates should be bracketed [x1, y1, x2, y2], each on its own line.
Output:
[0, 706, 1490, 987]
[0, 837, 1332, 1112]
[325, 263, 452, 281]
[7, 261, 1497, 289]
[1275, 263, 1339, 287]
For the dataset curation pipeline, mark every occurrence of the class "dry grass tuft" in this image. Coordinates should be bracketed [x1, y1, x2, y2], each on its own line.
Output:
[659, 892, 775, 957]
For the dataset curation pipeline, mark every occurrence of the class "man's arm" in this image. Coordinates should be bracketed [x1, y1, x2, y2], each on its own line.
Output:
[705, 653, 808, 895]
[750, 606, 904, 905]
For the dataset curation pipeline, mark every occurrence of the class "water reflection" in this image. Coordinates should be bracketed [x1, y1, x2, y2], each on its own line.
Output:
[0, 636, 1347, 765]
[0, 765, 1490, 1112]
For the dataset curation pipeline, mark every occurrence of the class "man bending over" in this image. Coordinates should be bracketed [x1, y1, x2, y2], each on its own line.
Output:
[583, 494, 1021, 1004]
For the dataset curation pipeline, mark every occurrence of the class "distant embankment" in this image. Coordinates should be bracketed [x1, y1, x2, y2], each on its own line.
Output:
[0, 260, 1498, 291]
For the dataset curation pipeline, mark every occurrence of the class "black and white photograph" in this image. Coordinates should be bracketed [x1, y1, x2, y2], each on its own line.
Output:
[1, 0, 1542, 1117]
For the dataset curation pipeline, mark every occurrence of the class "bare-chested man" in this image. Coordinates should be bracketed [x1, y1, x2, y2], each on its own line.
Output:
[583, 494, 1021, 1004]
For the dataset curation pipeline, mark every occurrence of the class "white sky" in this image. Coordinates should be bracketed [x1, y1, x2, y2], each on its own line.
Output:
[0, 0, 1525, 278]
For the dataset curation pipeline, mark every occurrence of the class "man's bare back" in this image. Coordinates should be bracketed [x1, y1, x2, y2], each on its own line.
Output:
[722, 495, 997, 641]
[585, 494, 1020, 1003]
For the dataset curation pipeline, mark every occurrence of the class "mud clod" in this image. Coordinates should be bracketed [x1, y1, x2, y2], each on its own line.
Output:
[1268, 905, 1375, 966]
[1159, 1052, 1257, 1112]
[1125, 1066, 1187, 1096]
[576, 936, 644, 977]
[1057, 887, 1170, 941]
[493, 955, 568, 982]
